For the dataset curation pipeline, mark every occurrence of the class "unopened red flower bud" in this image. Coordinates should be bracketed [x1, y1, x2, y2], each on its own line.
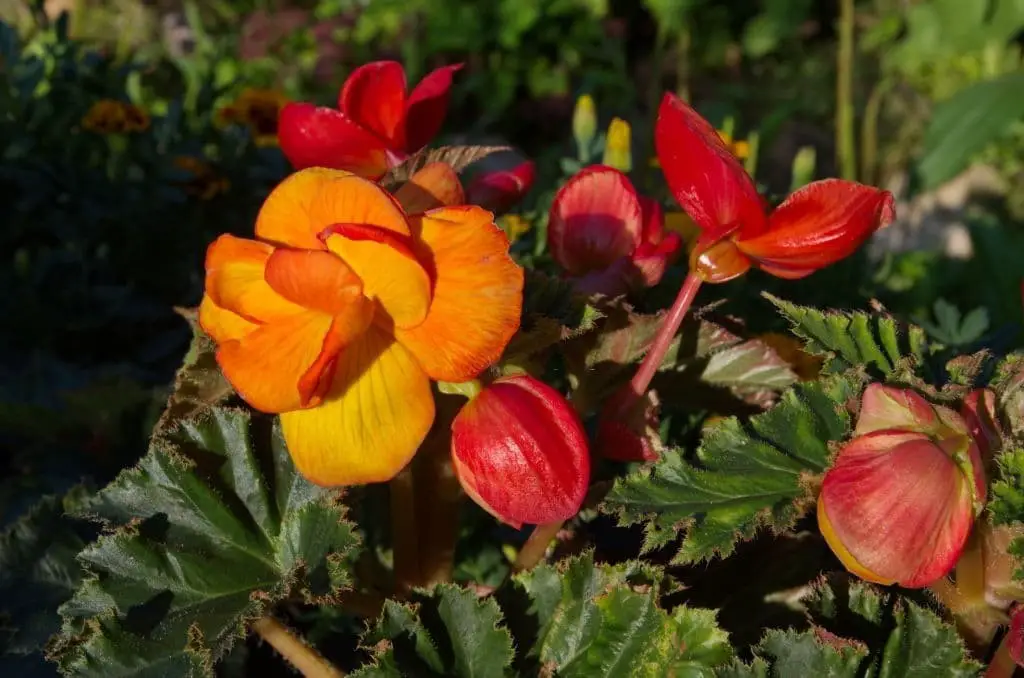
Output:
[466, 161, 535, 215]
[818, 384, 987, 588]
[450, 375, 590, 528]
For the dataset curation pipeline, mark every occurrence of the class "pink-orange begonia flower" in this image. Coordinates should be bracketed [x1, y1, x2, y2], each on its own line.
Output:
[278, 61, 462, 179]
[199, 168, 523, 485]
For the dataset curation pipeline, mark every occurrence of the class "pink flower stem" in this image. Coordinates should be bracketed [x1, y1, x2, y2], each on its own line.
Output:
[985, 630, 1017, 678]
[628, 272, 703, 401]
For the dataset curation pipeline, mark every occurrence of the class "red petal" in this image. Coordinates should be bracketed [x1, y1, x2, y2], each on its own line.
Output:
[654, 93, 766, 241]
[278, 103, 389, 178]
[547, 165, 642, 276]
[737, 179, 895, 278]
[403, 63, 463, 153]
[637, 196, 664, 244]
[338, 61, 407, 148]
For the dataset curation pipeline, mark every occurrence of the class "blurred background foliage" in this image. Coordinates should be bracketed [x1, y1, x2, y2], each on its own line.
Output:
[0, 0, 1022, 544]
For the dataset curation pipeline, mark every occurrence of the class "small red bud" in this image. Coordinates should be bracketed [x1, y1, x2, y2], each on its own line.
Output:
[466, 161, 535, 215]
[818, 384, 986, 588]
[450, 375, 590, 528]
[597, 386, 663, 462]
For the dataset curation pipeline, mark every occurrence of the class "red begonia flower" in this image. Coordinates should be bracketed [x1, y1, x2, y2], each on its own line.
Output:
[655, 93, 895, 283]
[279, 61, 463, 179]
[547, 165, 682, 296]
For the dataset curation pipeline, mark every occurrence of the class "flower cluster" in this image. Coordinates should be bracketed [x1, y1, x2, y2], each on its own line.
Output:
[200, 59, 902, 533]
[216, 88, 290, 147]
[81, 99, 150, 134]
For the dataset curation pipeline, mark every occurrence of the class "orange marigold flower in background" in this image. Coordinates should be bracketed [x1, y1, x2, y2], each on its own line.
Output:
[172, 156, 231, 201]
[278, 60, 462, 179]
[216, 88, 290, 147]
[199, 168, 524, 485]
[81, 99, 150, 134]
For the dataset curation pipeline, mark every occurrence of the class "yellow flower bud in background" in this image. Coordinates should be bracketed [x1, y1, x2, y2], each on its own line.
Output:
[602, 117, 632, 173]
[790, 146, 817, 191]
[572, 94, 597, 161]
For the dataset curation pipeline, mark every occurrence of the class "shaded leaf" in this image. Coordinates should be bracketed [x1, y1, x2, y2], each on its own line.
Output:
[353, 585, 513, 678]
[724, 578, 980, 677]
[503, 270, 603, 363]
[602, 376, 858, 562]
[50, 409, 359, 677]
[381, 145, 520, 187]
[514, 554, 732, 677]
[917, 71, 1024, 190]
[766, 295, 927, 377]
[0, 491, 90, 658]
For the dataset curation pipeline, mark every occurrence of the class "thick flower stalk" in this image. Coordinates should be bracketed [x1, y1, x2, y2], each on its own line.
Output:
[200, 168, 523, 485]
[548, 165, 682, 296]
[279, 61, 462, 179]
[817, 384, 987, 588]
[450, 375, 590, 528]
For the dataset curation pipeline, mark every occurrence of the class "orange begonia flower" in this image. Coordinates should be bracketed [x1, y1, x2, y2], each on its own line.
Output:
[200, 168, 524, 486]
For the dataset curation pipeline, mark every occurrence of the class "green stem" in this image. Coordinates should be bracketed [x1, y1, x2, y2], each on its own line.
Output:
[513, 521, 564, 572]
[390, 468, 420, 594]
[252, 616, 345, 678]
[860, 78, 892, 187]
[675, 26, 691, 102]
[836, 0, 857, 181]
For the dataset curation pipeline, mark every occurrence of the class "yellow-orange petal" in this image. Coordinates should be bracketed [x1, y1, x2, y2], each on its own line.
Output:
[817, 495, 894, 585]
[255, 168, 410, 250]
[280, 326, 435, 486]
[394, 162, 466, 214]
[264, 247, 366, 315]
[217, 311, 333, 413]
[205, 234, 304, 322]
[323, 223, 431, 328]
[198, 294, 258, 343]
[397, 206, 524, 382]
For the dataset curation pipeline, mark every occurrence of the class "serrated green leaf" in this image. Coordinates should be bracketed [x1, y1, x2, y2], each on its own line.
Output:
[766, 295, 926, 376]
[986, 448, 1024, 579]
[51, 409, 359, 677]
[724, 579, 980, 677]
[0, 493, 89, 657]
[503, 270, 603, 361]
[602, 376, 857, 563]
[515, 554, 732, 677]
[354, 585, 513, 678]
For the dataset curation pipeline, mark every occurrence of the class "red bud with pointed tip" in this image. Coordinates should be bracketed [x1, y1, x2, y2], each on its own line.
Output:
[450, 375, 590, 528]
